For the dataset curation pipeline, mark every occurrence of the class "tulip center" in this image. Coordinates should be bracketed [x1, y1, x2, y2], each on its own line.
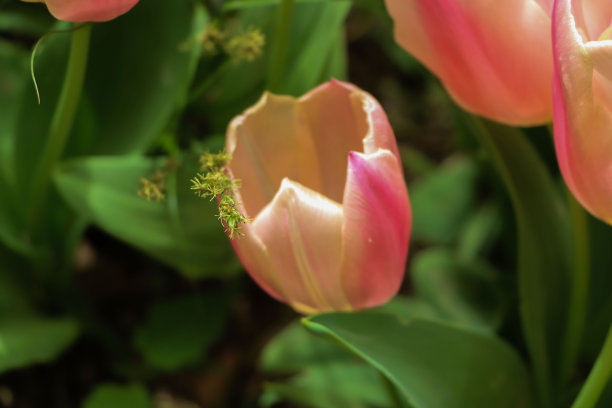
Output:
[227, 86, 370, 219]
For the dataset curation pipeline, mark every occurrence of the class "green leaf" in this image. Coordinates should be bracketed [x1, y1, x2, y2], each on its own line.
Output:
[54, 155, 240, 279]
[277, 1, 351, 95]
[261, 321, 353, 374]
[134, 292, 232, 371]
[200, 0, 349, 132]
[411, 248, 508, 332]
[409, 156, 479, 245]
[583, 217, 612, 360]
[373, 296, 442, 323]
[75, 0, 207, 154]
[0, 39, 38, 256]
[261, 321, 393, 408]
[11, 0, 206, 249]
[472, 119, 571, 406]
[0, 317, 79, 373]
[82, 384, 152, 408]
[0, 4, 54, 37]
[0, 269, 34, 319]
[304, 312, 532, 408]
[456, 203, 502, 261]
[261, 362, 390, 408]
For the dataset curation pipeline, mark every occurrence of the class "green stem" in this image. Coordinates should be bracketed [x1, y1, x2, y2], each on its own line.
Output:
[545, 124, 591, 385]
[572, 322, 612, 408]
[267, 0, 293, 92]
[27, 24, 91, 233]
[561, 190, 591, 384]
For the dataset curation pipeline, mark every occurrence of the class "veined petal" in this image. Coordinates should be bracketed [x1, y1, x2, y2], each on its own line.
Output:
[384, 0, 553, 125]
[340, 150, 411, 310]
[43, 0, 139, 22]
[249, 178, 348, 314]
[553, 0, 612, 223]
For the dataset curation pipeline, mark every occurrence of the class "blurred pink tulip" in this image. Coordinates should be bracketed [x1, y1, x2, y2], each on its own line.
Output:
[552, 0, 612, 223]
[21, 0, 139, 22]
[384, 0, 554, 126]
[225, 80, 412, 314]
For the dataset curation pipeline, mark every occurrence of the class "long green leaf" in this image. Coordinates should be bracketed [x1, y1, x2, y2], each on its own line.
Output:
[54, 155, 240, 278]
[304, 312, 532, 408]
[0, 317, 79, 373]
[471, 118, 571, 407]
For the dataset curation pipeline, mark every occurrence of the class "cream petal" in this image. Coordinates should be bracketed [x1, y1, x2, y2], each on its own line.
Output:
[586, 40, 612, 83]
[384, 0, 553, 125]
[581, 0, 612, 40]
[340, 150, 411, 310]
[297, 80, 365, 203]
[533, 0, 553, 16]
[226, 93, 323, 219]
[350, 90, 400, 158]
[249, 178, 348, 313]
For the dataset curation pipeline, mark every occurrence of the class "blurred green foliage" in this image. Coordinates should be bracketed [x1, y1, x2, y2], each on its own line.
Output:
[0, 0, 611, 407]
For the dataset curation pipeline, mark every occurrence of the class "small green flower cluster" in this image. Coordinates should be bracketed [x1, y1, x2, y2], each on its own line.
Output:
[198, 24, 265, 63]
[191, 151, 249, 239]
[138, 170, 166, 202]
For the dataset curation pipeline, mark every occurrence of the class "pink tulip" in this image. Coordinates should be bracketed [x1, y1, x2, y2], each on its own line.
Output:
[21, 0, 139, 22]
[384, 0, 554, 126]
[225, 80, 412, 314]
[552, 0, 612, 223]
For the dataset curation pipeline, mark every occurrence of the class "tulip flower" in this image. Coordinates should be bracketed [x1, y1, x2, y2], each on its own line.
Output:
[225, 80, 411, 314]
[21, 0, 139, 22]
[384, 0, 554, 126]
[552, 0, 612, 223]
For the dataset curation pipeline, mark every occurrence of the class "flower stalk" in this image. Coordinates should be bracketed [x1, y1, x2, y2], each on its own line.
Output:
[571, 322, 612, 408]
[27, 24, 91, 235]
[191, 151, 249, 239]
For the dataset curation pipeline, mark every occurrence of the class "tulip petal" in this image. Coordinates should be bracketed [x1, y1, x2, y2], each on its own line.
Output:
[581, 0, 612, 40]
[553, 0, 612, 222]
[384, 0, 553, 125]
[227, 93, 323, 219]
[586, 41, 612, 83]
[42, 0, 139, 22]
[248, 178, 348, 314]
[223, 171, 288, 305]
[297, 80, 366, 203]
[340, 150, 411, 310]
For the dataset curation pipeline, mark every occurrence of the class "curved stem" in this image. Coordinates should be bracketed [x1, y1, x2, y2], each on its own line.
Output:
[561, 190, 590, 384]
[572, 323, 612, 408]
[267, 0, 293, 92]
[27, 24, 92, 233]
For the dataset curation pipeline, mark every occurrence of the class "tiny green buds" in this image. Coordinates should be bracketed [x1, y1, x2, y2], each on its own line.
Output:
[191, 151, 249, 239]
[138, 170, 166, 202]
[225, 28, 265, 62]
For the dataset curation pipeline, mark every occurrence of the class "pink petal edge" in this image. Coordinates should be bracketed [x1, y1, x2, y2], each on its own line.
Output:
[340, 149, 411, 310]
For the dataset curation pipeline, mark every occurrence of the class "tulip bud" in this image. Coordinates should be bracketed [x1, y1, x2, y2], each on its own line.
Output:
[225, 80, 412, 314]
[21, 0, 139, 22]
[552, 0, 612, 223]
[384, 0, 554, 126]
